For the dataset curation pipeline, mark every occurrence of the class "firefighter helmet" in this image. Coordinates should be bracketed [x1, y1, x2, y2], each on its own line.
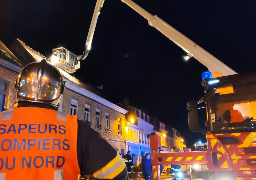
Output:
[15, 59, 64, 105]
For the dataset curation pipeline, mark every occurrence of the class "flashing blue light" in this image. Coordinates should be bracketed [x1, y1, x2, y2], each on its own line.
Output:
[199, 141, 202, 145]
[208, 79, 220, 85]
[177, 172, 182, 178]
[252, 127, 255, 129]
[202, 71, 212, 80]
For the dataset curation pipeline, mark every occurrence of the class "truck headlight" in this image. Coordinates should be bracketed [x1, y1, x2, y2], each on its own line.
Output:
[177, 172, 182, 178]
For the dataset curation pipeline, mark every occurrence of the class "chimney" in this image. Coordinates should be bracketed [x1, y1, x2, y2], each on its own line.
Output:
[123, 97, 129, 109]
[97, 84, 103, 90]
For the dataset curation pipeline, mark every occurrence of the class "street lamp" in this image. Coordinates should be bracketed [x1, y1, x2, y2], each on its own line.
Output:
[163, 133, 166, 137]
[130, 118, 134, 124]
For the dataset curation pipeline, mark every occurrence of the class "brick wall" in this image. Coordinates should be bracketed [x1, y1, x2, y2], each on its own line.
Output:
[0, 65, 127, 153]
[62, 88, 126, 153]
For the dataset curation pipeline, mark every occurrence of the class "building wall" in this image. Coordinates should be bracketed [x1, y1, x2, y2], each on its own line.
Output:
[62, 88, 126, 153]
[125, 106, 154, 165]
[166, 137, 174, 152]
[2, 39, 129, 155]
[0, 65, 18, 110]
[0, 65, 127, 154]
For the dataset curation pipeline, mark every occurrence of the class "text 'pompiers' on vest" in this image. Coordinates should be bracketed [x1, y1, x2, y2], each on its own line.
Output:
[0, 123, 70, 170]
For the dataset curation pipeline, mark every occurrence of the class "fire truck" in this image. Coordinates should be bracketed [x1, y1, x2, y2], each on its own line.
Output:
[82, 1, 254, 179]
[186, 72, 256, 180]
[54, 0, 255, 179]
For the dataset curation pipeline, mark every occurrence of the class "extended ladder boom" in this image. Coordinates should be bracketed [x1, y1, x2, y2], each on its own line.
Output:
[84, 0, 236, 76]
[79, 0, 105, 60]
[121, 0, 237, 76]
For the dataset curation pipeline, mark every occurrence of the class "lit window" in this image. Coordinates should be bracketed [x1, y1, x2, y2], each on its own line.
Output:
[70, 99, 78, 115]
[85, 104, 90, 122]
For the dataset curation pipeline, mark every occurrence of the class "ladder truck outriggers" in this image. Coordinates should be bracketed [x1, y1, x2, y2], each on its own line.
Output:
[52, 0, 256, 179]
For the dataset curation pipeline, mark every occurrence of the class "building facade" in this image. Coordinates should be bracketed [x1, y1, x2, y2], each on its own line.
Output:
[0, 38, 187, 160]
[0, 39, 128, 154]
[171, 128, 184, 152]
[0, 41, 23, 111]
[123, 98, 154, 165]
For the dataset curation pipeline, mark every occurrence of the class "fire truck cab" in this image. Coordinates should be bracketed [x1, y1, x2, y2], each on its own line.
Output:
[188, 72, 256, 179]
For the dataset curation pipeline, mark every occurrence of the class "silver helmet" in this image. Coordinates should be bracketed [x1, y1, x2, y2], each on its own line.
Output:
[15, 59, 64, 105]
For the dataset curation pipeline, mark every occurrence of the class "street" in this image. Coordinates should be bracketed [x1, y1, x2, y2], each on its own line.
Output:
[161, 173, 207, 180]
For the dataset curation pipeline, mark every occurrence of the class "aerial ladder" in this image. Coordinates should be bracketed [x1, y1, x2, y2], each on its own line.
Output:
[48, 0, 105, 73]
[82, 2, 242, 179]
[49, 0, 236, 76]
[61, 0, 255, 179]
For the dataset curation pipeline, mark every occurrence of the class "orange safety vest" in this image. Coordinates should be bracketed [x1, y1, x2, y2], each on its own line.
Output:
[0, 107, 80, 180]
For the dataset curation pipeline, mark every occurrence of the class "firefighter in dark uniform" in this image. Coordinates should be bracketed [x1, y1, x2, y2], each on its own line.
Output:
[0, 60, 127, 180]
[123, 151, 132, 172]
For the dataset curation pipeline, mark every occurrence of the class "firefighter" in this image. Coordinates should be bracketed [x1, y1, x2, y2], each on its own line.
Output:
[123, 151, 132, 172]
[0, 60, 127, 180]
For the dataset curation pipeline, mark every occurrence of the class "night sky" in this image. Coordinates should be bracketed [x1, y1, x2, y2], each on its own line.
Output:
[2, 0, 256, 147]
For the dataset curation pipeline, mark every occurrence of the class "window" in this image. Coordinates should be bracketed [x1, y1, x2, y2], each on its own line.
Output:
[96, 109, 101, 125]
[160, 122, 165, 130]
[85, 104, 90, 123]
[70, 99, 78, 115]
[136, 109, 140, 118]
[106, 113, 110, 129]
[118, 118, 122, 135]
[0, 79, 9, 112]
[142, 112, 145, 120]
[139, 132, 141, 143]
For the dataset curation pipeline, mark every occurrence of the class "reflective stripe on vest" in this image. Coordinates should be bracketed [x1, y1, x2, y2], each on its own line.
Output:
[0, 173, 6, 180]
[93, 152, 126, 179]
[0, 107, 80, 180]
[57, 112, 67, 121]
[0, 110, 14, 120]
[54, 169, 64, 180]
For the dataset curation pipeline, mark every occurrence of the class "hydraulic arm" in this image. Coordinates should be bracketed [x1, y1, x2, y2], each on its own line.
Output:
[121, 0, 236, 76]
[83, 0, 237, 75]
[79, 0, 105, 61]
